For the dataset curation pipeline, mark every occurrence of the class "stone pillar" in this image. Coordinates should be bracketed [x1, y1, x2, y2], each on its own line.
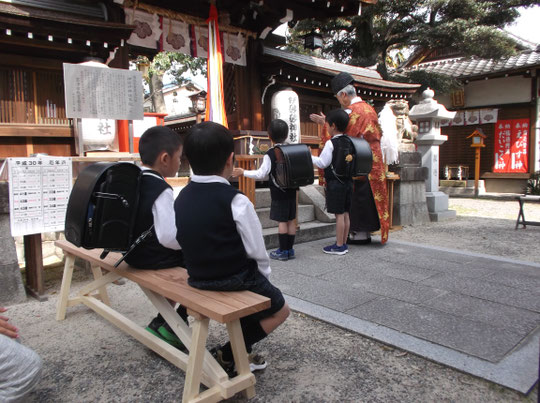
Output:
[0, 182, 27, 305]
[390, 152, 430, 226]
[409, 89, 457, 222]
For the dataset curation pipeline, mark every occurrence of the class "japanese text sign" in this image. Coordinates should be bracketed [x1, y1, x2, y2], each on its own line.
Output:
[63, 63, 144, 120]
[493, 119, 529, 173]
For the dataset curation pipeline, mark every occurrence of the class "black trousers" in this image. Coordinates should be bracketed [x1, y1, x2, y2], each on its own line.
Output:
[350, 178, 380, 232]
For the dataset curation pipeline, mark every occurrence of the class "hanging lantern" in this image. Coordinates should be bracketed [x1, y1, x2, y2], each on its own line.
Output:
[303, 31, 323, 50]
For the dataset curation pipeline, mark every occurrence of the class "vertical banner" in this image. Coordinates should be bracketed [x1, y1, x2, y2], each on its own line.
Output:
[205, 5, 228, 127]
[493, 119, 529, 173]
[510, 119, 529, 173]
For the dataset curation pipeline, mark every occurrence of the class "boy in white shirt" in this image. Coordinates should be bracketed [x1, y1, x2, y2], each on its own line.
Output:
[311, 109, 352, 255]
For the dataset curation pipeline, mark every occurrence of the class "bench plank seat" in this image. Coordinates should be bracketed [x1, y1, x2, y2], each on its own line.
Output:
[54, 239, 270, 403]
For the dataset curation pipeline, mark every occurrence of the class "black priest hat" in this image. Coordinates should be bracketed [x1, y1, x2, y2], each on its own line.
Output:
[331, 72, 354, 94]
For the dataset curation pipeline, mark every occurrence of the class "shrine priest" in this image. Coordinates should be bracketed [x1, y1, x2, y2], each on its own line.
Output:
[309, 72, 389, 245]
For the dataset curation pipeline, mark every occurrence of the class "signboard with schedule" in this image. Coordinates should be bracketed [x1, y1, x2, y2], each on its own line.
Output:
[7, 157, 72, 236]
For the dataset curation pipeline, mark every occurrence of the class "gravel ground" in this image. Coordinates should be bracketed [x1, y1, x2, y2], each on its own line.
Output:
[4, 197, 540, 402]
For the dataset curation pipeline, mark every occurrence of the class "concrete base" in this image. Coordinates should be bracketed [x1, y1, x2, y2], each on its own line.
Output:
[440, 180, 486, 197]
[390, 152, 430, 226]
[0, 214, 27, 305]
[426, 191, 456, 222]
[429, 209, 457, 222]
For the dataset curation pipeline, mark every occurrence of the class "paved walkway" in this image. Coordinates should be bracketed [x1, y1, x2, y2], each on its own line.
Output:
[270, 236, 540, 394]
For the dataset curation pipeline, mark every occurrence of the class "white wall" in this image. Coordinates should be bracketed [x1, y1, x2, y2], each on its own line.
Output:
[163, 86, 198, 117]
[464, 76, 531, 107]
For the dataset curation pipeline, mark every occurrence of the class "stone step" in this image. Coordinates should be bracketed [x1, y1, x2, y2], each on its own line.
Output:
[262, 220, 336, 250]
[256, 204, 315, 229]
[254, 188, 271, 209]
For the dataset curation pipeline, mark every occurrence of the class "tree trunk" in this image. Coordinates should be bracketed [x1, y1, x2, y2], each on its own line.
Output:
[377, 48, 389, 80]
[149, 72, 166, 113]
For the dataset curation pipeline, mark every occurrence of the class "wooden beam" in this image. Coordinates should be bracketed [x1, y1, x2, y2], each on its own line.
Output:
[0, 124, 73, 138]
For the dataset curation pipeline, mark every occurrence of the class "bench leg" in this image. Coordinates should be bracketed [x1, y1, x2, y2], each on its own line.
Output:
[56, 254, 75, 321]
[516, 199, 526, 229]
[90, 264, 111, 306]
[182, 317, 210, 403]
[227, 320, 256, 399]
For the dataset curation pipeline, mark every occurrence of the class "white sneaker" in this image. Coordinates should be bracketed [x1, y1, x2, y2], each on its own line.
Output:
[248, 353, 268, 372]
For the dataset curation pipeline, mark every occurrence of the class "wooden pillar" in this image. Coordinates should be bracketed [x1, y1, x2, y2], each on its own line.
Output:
[24, 233, 46, 300]
[474, 147, 481, 198]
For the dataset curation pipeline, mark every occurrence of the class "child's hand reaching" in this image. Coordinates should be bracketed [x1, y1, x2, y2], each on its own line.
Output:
[232, 167, 244, 178]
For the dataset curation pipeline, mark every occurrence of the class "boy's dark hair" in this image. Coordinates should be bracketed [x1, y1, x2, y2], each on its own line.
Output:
[139, 126, 182, 166]
[326, 109, 350, 133]
[268, 119, 288, 143]
[184, 121, 234, 175]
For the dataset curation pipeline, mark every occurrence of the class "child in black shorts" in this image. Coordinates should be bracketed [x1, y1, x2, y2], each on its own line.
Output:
[124, 126, 188, 350]
[175, 121, 290, 374]
[233, 119, 298, 261]
[311, 109, 352, 255]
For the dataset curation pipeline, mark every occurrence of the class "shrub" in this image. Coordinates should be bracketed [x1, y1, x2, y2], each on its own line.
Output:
[526, 170, 540, 195]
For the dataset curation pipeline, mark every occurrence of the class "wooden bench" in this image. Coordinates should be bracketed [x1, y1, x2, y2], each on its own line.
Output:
[515, 195, 540, 229]
[55, 240, 270, 403]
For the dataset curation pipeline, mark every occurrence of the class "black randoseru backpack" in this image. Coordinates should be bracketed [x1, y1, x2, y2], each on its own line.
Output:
[64, 162, 149, 266]
[272, 144, 314, 189]
[331, 135, 373, 180]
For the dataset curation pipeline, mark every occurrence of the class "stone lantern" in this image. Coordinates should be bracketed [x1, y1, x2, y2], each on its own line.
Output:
[409, 88, 457, 221]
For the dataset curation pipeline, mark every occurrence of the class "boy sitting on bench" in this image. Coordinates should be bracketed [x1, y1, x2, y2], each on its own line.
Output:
[175, 121, 290, 374]
[124, 126, 188, 350]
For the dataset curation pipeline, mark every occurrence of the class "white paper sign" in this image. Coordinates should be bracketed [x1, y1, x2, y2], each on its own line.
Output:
[63, 63, 144, 120]
[8, 157, 73, 236]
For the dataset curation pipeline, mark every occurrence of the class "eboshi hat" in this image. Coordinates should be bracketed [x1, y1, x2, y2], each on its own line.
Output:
[331, 72, 354, 94]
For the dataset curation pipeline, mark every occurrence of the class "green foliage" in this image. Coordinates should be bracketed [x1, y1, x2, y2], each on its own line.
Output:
[136, 52, 206, 85]
[289, 0, 536, 86]
[526, 171, 540, 195]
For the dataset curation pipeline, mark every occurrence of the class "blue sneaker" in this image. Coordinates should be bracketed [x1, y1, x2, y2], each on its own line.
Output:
[270, 248, 289, 261]
[322, 243, 347, 255]
[344, 244, 349, 253]
[288, 249, 295, 259]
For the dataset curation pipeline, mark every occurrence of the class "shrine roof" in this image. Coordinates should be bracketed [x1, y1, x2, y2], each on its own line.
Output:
[263, 46, 421, 91]
[403, 49, 540, 80]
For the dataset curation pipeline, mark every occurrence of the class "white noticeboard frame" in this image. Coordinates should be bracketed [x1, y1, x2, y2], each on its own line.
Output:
[7, 157, 73, 237]
[63, 63, 144, 121]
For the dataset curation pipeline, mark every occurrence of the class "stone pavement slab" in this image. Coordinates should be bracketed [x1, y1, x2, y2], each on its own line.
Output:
[269, 237, 540, 393]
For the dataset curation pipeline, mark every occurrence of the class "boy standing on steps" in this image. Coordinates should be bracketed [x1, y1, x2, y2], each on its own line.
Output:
[124, 126, 188, 350]
[175, 121, 290, 374]
[311, 109, 352, 255]
[232, 119, 298, 261]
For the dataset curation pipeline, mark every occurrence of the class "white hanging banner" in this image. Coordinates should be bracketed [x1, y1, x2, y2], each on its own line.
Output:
[126, 10, 161, 49]
[480, 108, 498, 124]
[162, 18, 191, 54]
[223, 32, 247, 66]
[465, 110, 480, 125]
[192, 25, 208, 59]
[451, 111, 465, 126]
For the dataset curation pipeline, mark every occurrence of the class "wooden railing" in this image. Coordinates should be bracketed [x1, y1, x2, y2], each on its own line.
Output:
[236, 155, 261, 205]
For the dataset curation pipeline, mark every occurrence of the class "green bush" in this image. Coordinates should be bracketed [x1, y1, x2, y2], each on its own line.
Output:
[526, 170, 540, 195]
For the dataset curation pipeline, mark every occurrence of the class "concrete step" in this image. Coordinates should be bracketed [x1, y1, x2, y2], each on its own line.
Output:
[262, 220, 336, 250]
[256, 204, 315, 229]
[254, 188, 271, 208]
